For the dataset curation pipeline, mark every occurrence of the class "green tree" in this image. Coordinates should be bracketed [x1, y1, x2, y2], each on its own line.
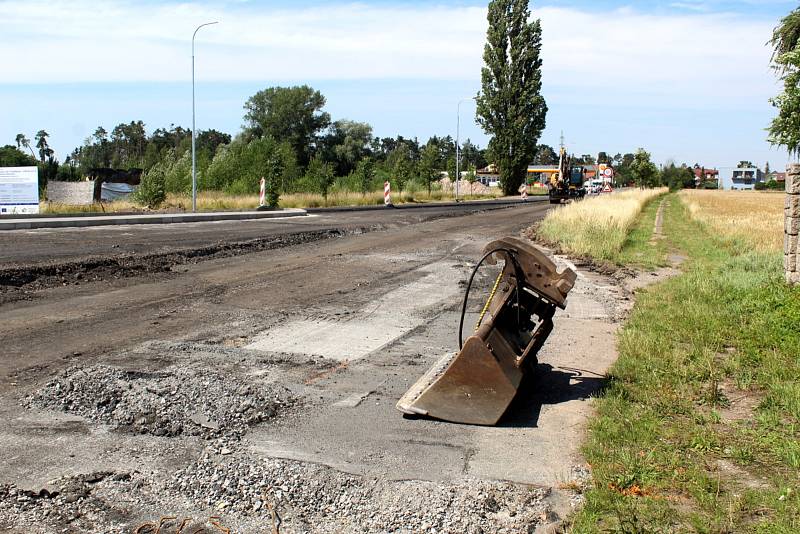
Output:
[197, 129, 232, 157]
[659, 162, 695, 191]
[15, 134, 35, 159]
[768, 7, 800, 156]
[321, 120, 373, 176]
[771, 7, 800, 68]
[737, 160, 754, 168]
[629, 148, 659, 188]
[465, 165, 478, 195]
[134, 162, 167, 208]
[263, 156, 282, 208]
[614, 153, 636, 185]
[534, 144, 558, 165]
[476, 0, 547, 195]
[0, 145, 37, 167]
[243, 85, 330, 167]
[204, 137, 296, 195]
[460, 139, 486, 169]
[446, 156, 457, 182]
[354, 157, 376, 195]
[418, 143, 441, 194]
[34, 130, 53, 163]
[387, 145, 415, 192]
[110, 121, 147, 168]
[305, 156, 335, 200]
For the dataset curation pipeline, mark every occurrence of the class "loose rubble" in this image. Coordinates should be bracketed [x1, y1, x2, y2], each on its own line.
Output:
[0, 472, 141, 534]
[168, 452, 550, 533]
[26, 364, 296, 439]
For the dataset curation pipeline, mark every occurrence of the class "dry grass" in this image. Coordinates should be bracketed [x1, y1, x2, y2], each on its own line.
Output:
[37, 189, 505, 214]
[679, 190, 784, 252]
[537, 188, 667, 262]
[39, 200, 139, 214]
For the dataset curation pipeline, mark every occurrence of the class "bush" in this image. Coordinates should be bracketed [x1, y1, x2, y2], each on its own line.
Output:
[163, 150, 192, 194]
[205, 137, 298, 194]
[754, 181, 767, 191]
[133, 164, 167, 208]
[304, 156, 335, 199]
[766, 179, 783, 190]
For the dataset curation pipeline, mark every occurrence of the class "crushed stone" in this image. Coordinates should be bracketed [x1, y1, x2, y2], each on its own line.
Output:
[26, 364, 296, 439]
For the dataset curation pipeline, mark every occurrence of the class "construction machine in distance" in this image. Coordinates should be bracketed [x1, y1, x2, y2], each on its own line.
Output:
[396, 237, 577, 426]
[548, 146, 587, 204]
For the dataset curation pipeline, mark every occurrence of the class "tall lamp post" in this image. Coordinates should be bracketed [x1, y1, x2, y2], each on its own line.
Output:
[192, 21, 218, 213]
[456, 97, 475, 202]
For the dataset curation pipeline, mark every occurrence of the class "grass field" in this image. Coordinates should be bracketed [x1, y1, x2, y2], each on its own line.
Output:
[536, 188, 667, 263]
[566, 192, 800, 532]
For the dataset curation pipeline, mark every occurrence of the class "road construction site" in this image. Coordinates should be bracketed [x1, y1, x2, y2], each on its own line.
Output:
[0, 202, 636, 533]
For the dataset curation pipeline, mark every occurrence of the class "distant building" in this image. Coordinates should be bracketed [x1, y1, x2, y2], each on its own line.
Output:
[767, 171, 786, 183]
[527, 165, 558, 185]
[692, 165, 719, 186]
[476, 164, 500, 187]
[722, 167, 765, 190]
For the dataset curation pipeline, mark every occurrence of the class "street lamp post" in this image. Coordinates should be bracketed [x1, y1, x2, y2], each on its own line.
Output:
[192, 21, 218, 213]
[456, 98, 475, 202]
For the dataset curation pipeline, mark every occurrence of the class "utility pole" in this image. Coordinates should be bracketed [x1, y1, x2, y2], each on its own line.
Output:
[191, 21, 218, 213]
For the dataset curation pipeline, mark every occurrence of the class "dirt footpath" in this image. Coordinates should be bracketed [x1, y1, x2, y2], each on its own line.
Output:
[0, 205, 636, 533]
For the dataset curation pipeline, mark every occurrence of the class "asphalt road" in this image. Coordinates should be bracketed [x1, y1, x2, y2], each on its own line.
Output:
[0, 199, 627, 532]
[0, 201, 542, 266]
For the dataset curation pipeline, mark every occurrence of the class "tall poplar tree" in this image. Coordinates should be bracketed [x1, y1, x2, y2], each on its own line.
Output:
[476, 0, 547, 195]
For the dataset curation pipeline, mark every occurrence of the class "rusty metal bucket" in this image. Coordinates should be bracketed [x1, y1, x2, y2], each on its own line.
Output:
[396, 237, 577, 425]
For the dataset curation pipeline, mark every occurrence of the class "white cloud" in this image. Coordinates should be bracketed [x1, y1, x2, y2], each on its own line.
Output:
[0, 1, 788, 168]
[0, 1, 777, 104]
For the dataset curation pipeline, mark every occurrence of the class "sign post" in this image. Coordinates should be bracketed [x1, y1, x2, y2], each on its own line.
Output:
[384, 181, 392, 206]
[0, 167, 39, 214]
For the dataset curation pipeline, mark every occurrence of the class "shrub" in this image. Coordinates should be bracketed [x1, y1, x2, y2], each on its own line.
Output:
[766, 179, 783, 190]
[133, 163, 167, 208]
[205, 137, 297, 194]
[304, 156, 335, 200]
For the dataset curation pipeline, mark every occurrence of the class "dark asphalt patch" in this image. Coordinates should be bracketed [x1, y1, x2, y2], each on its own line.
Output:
[0, 227, 380, 303]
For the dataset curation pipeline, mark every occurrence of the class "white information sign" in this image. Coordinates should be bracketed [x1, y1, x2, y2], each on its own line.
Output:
[0, 167, 40, 214]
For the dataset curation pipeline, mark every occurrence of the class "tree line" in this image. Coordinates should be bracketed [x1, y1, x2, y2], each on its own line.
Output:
[2, 85, 492, 205]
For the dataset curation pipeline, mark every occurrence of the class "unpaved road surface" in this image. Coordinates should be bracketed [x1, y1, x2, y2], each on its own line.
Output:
[0, 202, 627, 533]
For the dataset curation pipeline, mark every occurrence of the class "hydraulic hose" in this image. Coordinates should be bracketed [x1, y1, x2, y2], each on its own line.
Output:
[458, 248, 524, 350]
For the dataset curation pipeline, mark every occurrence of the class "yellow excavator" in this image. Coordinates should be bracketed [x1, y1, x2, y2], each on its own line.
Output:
[396, 237, 577, 425]
[548, 146, 587, 204]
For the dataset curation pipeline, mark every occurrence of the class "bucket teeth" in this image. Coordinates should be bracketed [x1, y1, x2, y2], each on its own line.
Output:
[396, 237, 576, 426]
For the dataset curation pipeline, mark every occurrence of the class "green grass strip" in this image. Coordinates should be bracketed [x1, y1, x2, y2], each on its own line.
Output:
[570, 194, 800, 533]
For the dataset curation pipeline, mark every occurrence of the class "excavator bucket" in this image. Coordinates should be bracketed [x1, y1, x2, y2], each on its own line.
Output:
[396, 237, 577, 425]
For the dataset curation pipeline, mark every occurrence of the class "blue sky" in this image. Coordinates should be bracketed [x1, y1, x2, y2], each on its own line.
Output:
[1, 0, 796, 169]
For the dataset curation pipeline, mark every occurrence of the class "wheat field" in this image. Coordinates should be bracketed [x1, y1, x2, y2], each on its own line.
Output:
[679, 190, 784, 252]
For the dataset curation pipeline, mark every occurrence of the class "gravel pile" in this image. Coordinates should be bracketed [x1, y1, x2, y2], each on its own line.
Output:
[27, 364, 296, 439]
[168, 451, 549, 533]
[0, 472, 137, 534]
